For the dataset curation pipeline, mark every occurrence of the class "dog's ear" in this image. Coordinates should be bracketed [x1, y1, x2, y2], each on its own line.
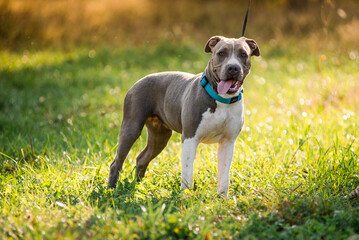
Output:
[245, 38, 260, 57]
[205, 36, 222, 53]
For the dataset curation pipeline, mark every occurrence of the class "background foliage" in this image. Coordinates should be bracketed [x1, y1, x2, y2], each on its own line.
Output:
[1, 0, 359, 49]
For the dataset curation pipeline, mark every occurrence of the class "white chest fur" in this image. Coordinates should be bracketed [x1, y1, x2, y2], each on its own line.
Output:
[195, 100, 244, 144]
[180, 99, 245, 196]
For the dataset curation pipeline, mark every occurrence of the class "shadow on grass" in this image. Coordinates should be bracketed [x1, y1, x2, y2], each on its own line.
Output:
[236, 195, 359, 239]
[88, 173, 184, 216]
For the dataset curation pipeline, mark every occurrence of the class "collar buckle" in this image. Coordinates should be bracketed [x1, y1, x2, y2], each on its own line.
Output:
[230, 97, 239, 103]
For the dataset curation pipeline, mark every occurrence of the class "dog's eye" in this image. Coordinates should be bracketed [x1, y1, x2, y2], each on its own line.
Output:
[218, 51, 225, 57]
[240, 52, 248, 58]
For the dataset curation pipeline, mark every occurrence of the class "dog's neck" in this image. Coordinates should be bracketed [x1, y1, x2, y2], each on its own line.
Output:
[204, 65, 220, 90]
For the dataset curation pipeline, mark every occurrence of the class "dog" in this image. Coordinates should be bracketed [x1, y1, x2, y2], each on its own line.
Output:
[108, 36, 260, 197]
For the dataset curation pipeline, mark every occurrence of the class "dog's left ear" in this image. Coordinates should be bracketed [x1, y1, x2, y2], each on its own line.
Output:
[205, 36, 223, 53]
[245, 38, 260, 57]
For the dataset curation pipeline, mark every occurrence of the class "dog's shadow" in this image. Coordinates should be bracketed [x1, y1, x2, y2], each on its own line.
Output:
[88, 174, 184, 215]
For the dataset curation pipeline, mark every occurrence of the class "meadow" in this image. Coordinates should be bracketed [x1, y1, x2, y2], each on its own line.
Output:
[1, 0, 359, 238]
[1, 39, 358, 239]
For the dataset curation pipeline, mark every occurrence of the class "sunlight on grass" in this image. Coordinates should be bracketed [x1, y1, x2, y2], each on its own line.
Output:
[0, 41, 358, 238]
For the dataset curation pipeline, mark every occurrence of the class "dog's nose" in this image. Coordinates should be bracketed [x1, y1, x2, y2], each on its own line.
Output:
[227, 64, 240, 76]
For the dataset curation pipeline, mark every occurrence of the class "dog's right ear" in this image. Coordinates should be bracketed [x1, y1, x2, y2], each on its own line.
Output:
[205, 36, 222, 53]
[245, 38, 260, 57]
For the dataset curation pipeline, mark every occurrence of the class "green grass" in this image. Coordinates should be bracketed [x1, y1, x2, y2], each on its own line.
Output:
[0, 41, 358, 239]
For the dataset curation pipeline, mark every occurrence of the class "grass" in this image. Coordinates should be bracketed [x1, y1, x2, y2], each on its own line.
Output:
[0, 40, 358, 239]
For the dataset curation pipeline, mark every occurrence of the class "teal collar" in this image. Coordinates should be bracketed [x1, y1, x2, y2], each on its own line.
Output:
[200, 73, 243, 104]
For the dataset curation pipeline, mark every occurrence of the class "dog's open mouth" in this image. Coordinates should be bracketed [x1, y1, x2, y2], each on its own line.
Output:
[217, 80, 242, 94]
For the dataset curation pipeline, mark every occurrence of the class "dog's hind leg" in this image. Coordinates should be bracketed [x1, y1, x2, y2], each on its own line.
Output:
[108, 118, 146, 189]
[108, 86, 155, 189]
[135, 115, 172, 180]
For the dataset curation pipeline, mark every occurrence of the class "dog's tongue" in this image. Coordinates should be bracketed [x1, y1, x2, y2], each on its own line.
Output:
[217, 80, 236, 94]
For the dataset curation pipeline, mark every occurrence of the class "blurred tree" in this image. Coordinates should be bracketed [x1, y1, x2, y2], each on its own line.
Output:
[287, 0, 310, 10]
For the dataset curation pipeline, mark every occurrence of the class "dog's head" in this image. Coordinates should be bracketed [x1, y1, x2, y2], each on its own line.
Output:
[205, 36, 260, 95]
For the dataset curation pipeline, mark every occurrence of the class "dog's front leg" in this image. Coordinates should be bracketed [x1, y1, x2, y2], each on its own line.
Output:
[181, 138, 199, 190]
[217, 140, 235, 197]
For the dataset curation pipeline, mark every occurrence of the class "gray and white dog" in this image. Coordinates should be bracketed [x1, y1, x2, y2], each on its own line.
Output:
[108, 36, 260, 197]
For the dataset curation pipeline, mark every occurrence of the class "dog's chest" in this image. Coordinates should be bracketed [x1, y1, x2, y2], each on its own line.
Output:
[195, 101, 244, 144]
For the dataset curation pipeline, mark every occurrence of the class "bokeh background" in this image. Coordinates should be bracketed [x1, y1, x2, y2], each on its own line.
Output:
[1, 0, 358, 50]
